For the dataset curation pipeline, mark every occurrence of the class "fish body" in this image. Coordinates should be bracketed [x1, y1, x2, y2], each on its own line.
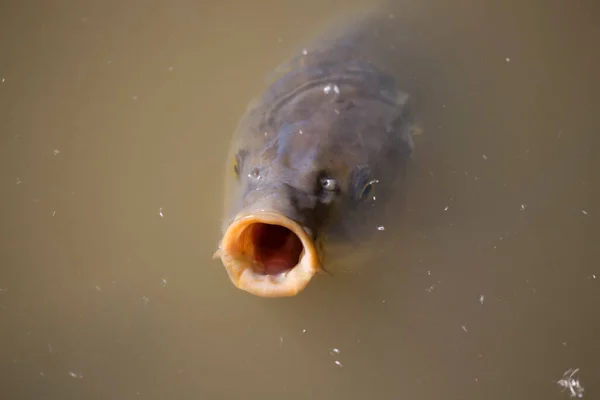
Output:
[215, 12, 416, 297]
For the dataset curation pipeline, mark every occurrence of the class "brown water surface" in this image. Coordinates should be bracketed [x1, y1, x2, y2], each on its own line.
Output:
[1, 1, 599, 399]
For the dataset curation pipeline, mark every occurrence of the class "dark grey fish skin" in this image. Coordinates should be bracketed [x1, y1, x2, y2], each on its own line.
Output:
[215, 11, 416, 297]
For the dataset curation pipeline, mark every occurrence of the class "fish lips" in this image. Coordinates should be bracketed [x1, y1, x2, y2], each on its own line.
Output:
[214, 211, 321, 297]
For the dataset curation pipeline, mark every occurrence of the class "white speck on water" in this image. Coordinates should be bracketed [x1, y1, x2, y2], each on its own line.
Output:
[1, 77, 5, 83]
[39, 372, 45, 377]
[388, 13, 395, 19]
[68, 371, 83, 379]
[107, 60, 113, 64]
[426, 285, 435, 292]
[16, 177, 22, 185]
[280, 336, 284, 346]
[562, 342, 568, 346]
[377, 226, 385, 231]
[95, 285, 101, 292]
[444, 206, 449, 211]
[557, 368, 584, 398]
[302, 329, 306, 333]
[52, 149, 60, 156]
[581, 210, 588, 215]
[479, 294, 485, 305]
[302, 48, 308, 55]
[332, 348, 340, 354]
[132, 95, 138, 101]
[381, 299, 386, 303]
[505, 57, 511, 63]
[161, 277, 168, 287]
[334, 360, 343, 367]
[427, 270, 431, 276]
[142, 296, 150, 305]
[442, 104, 446, 108]
[520, 204, 527, 211]
[159, 207, 164, 218]
[482, 154, 488, 160]
[168, 66, 173, 72]
[461, 325, 468, 332]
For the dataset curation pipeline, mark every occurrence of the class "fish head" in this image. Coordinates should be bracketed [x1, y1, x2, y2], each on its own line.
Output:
[215, 82, 412, 298]
[213, 24, 418, 297]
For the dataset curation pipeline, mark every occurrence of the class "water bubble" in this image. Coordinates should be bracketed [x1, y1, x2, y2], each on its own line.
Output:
[323, 84, 340, 95]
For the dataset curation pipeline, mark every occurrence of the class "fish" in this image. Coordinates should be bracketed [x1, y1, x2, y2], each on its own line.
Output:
[213, 11, 417, 297]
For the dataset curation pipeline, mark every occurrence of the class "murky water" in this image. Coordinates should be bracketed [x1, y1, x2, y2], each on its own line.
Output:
[1, 1, 599, 399]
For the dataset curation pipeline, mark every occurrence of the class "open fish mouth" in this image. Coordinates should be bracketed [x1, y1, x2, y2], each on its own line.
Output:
[214, 211, 320, 297]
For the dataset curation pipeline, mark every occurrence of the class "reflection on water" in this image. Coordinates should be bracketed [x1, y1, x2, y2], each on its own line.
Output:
[1, 1, 599, 399]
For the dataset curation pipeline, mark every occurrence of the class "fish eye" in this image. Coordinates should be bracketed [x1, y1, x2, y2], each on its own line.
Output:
[320, 177, 338, 192]
[351, 165, 376, 202]
[359, 179, 379, 201]
[233, 156, 240, 177]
